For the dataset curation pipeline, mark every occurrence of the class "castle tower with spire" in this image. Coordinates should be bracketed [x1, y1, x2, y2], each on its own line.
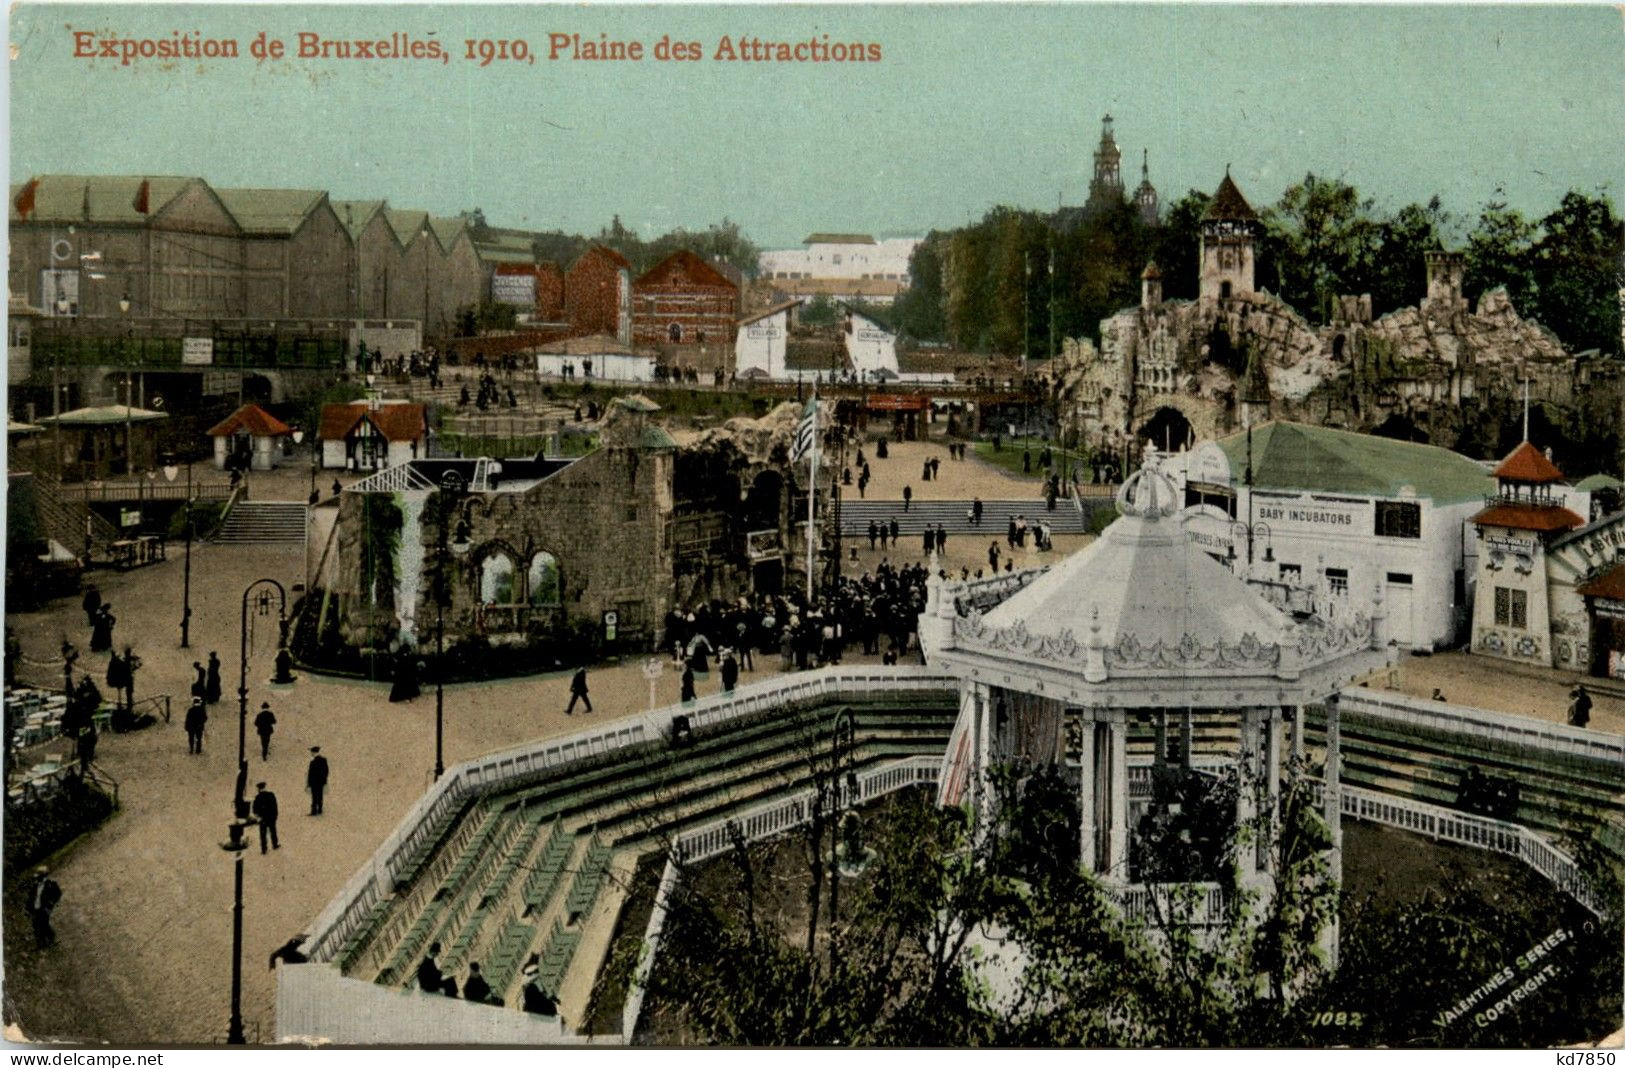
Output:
[1199, 171, 1260, 302]
[1134, 149, 1159, 226]
[1085, 114, 1125, 215]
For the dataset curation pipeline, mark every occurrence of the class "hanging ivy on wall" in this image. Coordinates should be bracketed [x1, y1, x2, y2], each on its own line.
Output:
[359, 492, 405, 619]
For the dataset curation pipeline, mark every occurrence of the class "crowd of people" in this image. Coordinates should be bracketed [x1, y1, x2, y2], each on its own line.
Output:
[658, 560, 934, 700]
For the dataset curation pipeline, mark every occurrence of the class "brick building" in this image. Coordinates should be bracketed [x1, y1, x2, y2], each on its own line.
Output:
[563, 245, 631, 344]
[535, 261, 565, 320]
[631, 250, 739, 348]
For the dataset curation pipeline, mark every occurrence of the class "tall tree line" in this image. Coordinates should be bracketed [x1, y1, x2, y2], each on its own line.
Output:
[892, 181, 1622, 359]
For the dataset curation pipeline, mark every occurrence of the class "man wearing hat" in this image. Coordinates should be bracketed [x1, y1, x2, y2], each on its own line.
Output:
[184, 697, 208, 754]
[251, 782, 280, 853]
[254, 702, 277, 761]
[520, 963, 557, 1017]
[306, 747, 329, 816]
[28, 866, 62, 949]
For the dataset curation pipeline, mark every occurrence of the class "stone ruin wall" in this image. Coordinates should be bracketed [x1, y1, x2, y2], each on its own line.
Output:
[1054, 284, 1616, 458]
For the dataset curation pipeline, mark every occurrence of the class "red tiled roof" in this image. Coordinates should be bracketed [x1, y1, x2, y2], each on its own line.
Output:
[572, 244, 630, 272]
[1577, 563, 1625, 601]
[206, 404, 292, 438]
[634, 249, 737, 291]
[1494, 440, 1566, 483]
[319, 403, 425, 443]
[1471, 502, 1584, 533]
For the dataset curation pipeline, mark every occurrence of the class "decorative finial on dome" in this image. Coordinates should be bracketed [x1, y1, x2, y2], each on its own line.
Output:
[1113, 441, 1180, 520]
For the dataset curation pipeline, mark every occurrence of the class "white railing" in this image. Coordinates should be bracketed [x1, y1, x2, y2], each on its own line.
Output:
[621, 754, 940, 1041]
[1337, 689, 1625, 765]
[1115, 882, 1229, 928]
[674, 754, 941, 865]
[1312, 780, 1608, 918]
[303, 666, 956, 963]
[620, 854, 682, 1041]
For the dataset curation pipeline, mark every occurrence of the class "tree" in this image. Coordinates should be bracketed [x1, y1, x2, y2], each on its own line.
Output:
[1367, 198, 1451, 316]
[1463, 195, 1538, 313]
[1264, 174, 1380, 323]
[1527, 191, 1623, 356]
[891, 233, 948, 342]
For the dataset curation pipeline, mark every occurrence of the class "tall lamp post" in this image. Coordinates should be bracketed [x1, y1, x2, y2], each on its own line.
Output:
[163, 457, 194, 647]
[434, 469, 470, 780]
[236, 579, 289, 814]
[827, 707, 860, 945]
[221, 815, 254, 1044]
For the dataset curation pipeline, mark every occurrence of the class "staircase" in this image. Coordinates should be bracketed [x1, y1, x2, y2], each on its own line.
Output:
[214, 500, 307, 545]
[8, 473, 122, 562]
[840, 498, 1103, 538]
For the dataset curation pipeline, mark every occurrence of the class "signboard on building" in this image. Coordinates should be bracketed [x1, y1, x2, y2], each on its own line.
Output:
[181, 337, 214, 366]
[120, 509, 141, 528]
[491, 273, 535, 307]
[746, 324, 782, 339]
[1254, 496, 1366, 531]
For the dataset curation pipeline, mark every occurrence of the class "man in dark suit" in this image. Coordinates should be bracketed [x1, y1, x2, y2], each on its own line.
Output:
[252, 783, 280, 853]
[254, 702, 277, 760]
[417, 943, 445, 993]
[28, 867, 62, 949]
[565, 667, 591, 715]
[306, 747, 329, 815]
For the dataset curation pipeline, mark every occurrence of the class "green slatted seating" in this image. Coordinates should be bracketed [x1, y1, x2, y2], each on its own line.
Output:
[336, 900, 395, 971]
[538, 917, 583, 994]
[523, 822, 573, 915]
[355, 694, 959, 981]
[564, 838, 613, 917]
[481, 918, 537, 999]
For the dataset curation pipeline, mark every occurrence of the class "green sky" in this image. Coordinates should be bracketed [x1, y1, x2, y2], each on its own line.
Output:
[8, 3, 1623, 247]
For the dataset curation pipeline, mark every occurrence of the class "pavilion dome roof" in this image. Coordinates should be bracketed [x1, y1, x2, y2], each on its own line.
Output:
[928, 448, 1393, 703]
[981, 463, 1293, 664]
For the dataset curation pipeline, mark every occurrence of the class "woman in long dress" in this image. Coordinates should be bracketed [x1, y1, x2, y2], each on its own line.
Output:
[89, 605, 115, 652]
[204, 652, 223, 705]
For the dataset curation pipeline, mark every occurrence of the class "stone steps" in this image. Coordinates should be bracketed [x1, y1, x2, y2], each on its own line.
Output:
[213, 500, 306, 545]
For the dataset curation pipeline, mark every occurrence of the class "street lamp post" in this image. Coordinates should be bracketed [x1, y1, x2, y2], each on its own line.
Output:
[434, 469, 470, 780]
[236, 579, 289, 813]
[826, 706, 859, 961]
[163, 458, 194, 647]
[221, 816, 253, 1044]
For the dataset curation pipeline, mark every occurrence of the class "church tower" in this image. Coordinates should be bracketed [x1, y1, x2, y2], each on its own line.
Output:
[1134, 149, 1159, 226]
[1085, 114, 1125, 214]
[1199, 171, 1260, 302]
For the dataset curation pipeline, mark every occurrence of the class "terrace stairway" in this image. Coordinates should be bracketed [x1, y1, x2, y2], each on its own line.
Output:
[213, 500, 306, 545]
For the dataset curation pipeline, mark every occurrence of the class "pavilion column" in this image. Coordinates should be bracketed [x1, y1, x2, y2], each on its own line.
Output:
[1181, 707, 1194, 768]
[1236, 706, 1261, 882]
[1154, 709, 1169, 766]
[1323, 695, 1344, 858]
[1288, 703, 1304, 762]
[1264, 706, 1283, 875]
[1105, 709, 1129, 882]
[1321, 694, 1345, 969]
[1078, 709, 1098, 873]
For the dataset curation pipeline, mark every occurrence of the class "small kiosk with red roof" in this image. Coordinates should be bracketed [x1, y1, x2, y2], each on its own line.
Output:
[318, 399, 427, 471]
[1469, 440, 1584, 666]
[206, 404, 294, 472]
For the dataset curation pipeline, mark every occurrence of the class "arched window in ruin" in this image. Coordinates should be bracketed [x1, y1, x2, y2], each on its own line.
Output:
[479, 552, 517, 604]
[668, 323, 683, 343]
[527, 552, 561, 606]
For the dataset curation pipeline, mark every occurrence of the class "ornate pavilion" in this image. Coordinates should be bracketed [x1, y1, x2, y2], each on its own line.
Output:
[921, 452, 1398, 912]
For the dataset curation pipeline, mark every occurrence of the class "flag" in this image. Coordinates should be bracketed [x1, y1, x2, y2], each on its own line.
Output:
[132, 179, 150, 215]
[789, 396, 817, 465]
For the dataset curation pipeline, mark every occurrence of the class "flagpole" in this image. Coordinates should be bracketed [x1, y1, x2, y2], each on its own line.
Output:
[806, 393, 818, 601]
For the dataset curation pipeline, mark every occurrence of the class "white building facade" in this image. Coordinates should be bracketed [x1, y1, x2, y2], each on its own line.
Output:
[758, 234, 921, 283]
[1170, 423, 1496, 651]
